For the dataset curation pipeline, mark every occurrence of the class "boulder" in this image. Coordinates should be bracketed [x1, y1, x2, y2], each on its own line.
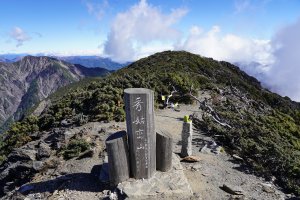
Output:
[7, 148, 37, 162]
[32, 161, 45, 171]
[220, 184, 244, 195]
[260, 183, 276, 193]
[37, 141, 51, 160]
[0, 162, 36, 197]
[44, 128, 66, 149]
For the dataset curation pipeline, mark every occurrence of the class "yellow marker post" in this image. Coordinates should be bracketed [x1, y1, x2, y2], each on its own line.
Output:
[161, 95, 165, 101]
[183, 115, 192, 123]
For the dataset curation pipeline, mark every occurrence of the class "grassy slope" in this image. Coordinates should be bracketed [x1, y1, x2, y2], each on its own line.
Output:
[0, 51, 299, 194]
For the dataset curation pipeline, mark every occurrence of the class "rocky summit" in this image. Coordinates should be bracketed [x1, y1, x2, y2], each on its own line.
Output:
[0, 51, 299, 199]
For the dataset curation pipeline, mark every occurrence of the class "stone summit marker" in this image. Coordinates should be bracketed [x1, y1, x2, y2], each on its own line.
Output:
[103, 88, 193, 198]
[124, 88, 156, 179]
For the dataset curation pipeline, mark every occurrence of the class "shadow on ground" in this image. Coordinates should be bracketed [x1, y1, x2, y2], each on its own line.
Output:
[18, 164, 109, 195]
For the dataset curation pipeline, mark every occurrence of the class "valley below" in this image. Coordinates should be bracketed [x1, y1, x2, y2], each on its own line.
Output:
[0, 56, 110, 133]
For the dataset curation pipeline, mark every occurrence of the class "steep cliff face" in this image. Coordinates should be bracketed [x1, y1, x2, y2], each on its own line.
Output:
[0, 56, 109, 131]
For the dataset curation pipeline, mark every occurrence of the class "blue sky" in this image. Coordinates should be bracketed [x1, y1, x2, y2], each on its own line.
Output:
[1, 0, 299, 60]
[1, 0, 300, 100]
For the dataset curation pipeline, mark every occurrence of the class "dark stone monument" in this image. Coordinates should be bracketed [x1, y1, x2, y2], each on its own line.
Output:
[105, 131, 130, 186]
[124, 88, 156, 179]
[156, 130, 173, 172]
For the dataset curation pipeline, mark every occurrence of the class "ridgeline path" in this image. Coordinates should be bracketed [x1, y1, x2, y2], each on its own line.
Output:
[5, 105, 289, 200]
[156, 104, 287, 200]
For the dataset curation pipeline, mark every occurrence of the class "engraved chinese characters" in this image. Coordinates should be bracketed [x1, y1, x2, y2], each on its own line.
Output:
[124, 88, 156, 179]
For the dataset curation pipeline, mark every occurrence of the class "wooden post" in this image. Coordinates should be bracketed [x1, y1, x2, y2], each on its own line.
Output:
[156, 130, 173, 172]
[124, 88, 156, 179]
[105, 131, 130, 186]
[181, 121, 193, 157]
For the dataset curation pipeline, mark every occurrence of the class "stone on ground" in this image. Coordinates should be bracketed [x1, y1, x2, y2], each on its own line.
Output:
[117, 154, 193, 199]
[181, 122, 193, 157]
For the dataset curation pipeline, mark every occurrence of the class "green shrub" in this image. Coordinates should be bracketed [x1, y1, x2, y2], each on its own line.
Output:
[0, 115, 39, 164]
[62, 139, 90, 160]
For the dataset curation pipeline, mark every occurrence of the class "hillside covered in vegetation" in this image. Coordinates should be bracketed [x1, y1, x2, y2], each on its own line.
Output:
[0, 51, 299, 195]
[0, 56, 110, 134]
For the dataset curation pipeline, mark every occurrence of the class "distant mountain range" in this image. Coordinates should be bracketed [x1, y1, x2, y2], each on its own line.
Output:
[0, 54, 28, 63]
[0, 54, 130, 70]
[0, 58, 9, 63]
[0, 56, 110, 133]
[54, 56, 130, 70]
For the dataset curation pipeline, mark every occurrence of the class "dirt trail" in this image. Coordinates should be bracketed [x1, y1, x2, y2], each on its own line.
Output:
[6, 105, 290, 200]
[156, 104, 288, 200]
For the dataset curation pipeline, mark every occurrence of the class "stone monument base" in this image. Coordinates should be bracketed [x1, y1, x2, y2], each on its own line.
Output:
[117, 154, 193, 199]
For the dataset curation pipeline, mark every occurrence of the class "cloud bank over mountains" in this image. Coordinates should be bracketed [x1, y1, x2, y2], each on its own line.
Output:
[103, 0, 274, 65]
[104, 0, 187, 62]
[3, 0, 300, 101]
[103, 0, 300, 101]
[265, 18, 300, 101]
[176, 25, 274, 66]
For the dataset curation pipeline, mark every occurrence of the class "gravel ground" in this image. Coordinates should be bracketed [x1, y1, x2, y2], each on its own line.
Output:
[156, 104, 288, 200]
[6, 104, 293, 200]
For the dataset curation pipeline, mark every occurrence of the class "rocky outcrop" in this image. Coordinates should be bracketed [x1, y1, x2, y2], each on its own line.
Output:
[0, 56, 110, 132]
[0, 146, 38, 196]
[0, 121, 115, 198]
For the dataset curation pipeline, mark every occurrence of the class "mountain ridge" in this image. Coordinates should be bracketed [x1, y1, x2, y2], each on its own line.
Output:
[0, 54, 129, 70]
[54, 56, 129, 70]
[0, 56, 110, 133]
[0, 51, 299, 196]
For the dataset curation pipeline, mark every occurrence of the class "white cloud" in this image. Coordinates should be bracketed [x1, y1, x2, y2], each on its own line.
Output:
[23, 49, 101, 57]
[234, 0, 271, 14]
[9, 27, 31, 47]
[176, 25, 274, 65]
[104, 0, 188, 62]
[86, 0, 109, 21]
[91, 0, 300, 102]
[234, 0, 251, 13]
[264, 18, 300, 101]
[174, 21, 300, 102]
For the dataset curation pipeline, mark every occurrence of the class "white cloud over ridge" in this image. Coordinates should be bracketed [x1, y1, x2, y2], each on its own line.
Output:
[10, 27, 31, 47]
[264, 18, 300, 101]
[177, 25, 274, 65]
[104, 0, 273, 66]
[104, 0, 188, 62]
[102, 0, 300, 102]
